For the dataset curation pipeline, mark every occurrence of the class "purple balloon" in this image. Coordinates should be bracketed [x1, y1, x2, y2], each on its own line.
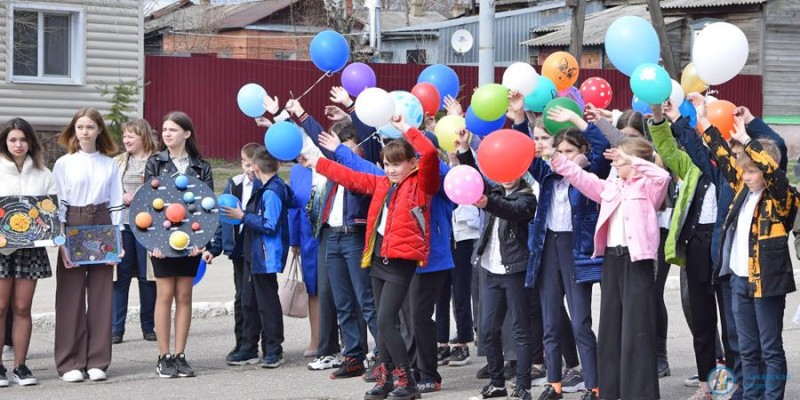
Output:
[558, 86, 585, 112]
[341, 63, 377, 97]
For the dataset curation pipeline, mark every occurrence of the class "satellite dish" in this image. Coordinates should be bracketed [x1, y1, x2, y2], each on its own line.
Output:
[451, 29, 474, 54]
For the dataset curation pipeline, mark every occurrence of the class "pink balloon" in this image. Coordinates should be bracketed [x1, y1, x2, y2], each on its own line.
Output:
[444, 165, 484, 205]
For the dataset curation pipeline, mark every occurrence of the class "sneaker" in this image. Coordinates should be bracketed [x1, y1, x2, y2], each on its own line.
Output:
[476, 364, 490, 379]
[510, 386, 532, 400]
[531, 365, 547, 387]
[12, 364, 37, 386]
[87, 368, 107, 381]
[226, 350, 260, 366]
[330, 356, 365, 379]
[0, 365, 8, 387]
[61, 369, 85, 382]
[418, 377, 441, 393]
[225, 346, 240, 363]
[687, 387, 714, 400]
[363, 358, 377, 382]
[562, 367, 586, 393]
[174, 353, 195, 377]
[262, 353, 284, 369]
[111, 335, 123, 345]
[684, 374, 700, 387]
[537, 384, 564, 400]
[143, 332, 157, 342]
[504, 360, 518, 380]
[308, 354, 342, 371]
[580, 390, 599, 400]
[157, 354, 178, 378]
[437, 346, 451, 366]
[657, 357, 671, 378]
[478, 383, 508, 398]
[449, 345, 471, 366]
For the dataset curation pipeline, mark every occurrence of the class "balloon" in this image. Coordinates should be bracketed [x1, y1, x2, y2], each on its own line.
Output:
[631, 95, 652, 115]
[265, 121, 303, 161]
[629, 63, 672, 105]
[411, 82, 441, 117]
[524, 76, 558, 112]
[706, 100, 737, 140]
[502, 62, 539, 96]
[471, 84, 509, 121]
[558, 86, 585, 112]
[541, 51, 580, 91]
[193, 260, 206, 286]
[678, 99, 697, 128]
[217, 193, 242, 225]
[604, 16, 660, 76]
[444, 165, 485, 205]
[236, 83, 267, 118]
[309, 30, 350, 73]
[434, 115, 466, 153]
[466, 106, 506, 137]
[680, 63, 708, 95]
[692, 22, 748, 85]
[669, 79, 685, 107]
[417, 64, 460, 108]
[354, 87, 395, 128]
[476, 129, 536, 183]
[341, 62, 376, 97]
[542, 97, 583, 135]
[579, 77, 613, 109]
[378, 91, 424, 139]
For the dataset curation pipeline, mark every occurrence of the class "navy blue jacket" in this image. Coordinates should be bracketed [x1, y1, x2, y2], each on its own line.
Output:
[288, 164, 319, 294]
[747, 118, 787, 172]
[525, 123, 611, 288]
[217, 174, 261, 260]
[243, 175, 293, 274]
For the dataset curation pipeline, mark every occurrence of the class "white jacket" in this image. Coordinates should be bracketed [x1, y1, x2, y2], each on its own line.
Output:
[452, 204, 481, 242]
[0, 155, 56, 197]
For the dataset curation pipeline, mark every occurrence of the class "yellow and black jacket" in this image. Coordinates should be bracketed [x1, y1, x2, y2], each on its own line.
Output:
[704, 125, 799, 298]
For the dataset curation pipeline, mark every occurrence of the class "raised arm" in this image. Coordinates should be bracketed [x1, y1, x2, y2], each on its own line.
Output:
[405, 126, 440, 195]
[593, 118, 625, 146]
[583, 122, 612, 178]
[738, 106, 787, 171]
[334, 142, 385, 176]
[630, 156, 671, 208]
[483, 189, 537, 221]
[314, 157, 380, 196]
[649, 117, 694, 180]
[701, 125, 741, 188]
[549, 151, 606, 203]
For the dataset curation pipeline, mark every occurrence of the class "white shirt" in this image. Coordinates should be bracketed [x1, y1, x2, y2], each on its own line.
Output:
[53, 151, 124, 225]
[607, 207, 628, 247]
[376, 204, 388, 236]
[730, 190, 763, 277]
[481, 218, 506, 274]
[546, 179, 572, 232]
[237, 173, 254, 233]
[698, 183, 718, 224]
[327, 186, 345, 227]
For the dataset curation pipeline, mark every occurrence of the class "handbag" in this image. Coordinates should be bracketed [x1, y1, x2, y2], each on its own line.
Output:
[279, 255, 309, 318]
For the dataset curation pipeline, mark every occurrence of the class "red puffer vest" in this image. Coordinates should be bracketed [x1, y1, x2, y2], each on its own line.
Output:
[315, 127, 440, 267]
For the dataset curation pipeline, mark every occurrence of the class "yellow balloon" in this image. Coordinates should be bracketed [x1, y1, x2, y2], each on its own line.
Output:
[434, 115, 466, 153]
[681, 63, 708, 95]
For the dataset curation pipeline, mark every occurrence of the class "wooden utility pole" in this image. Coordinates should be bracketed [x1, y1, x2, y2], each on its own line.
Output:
[568, 0, 586, 63]
[646, 0, 677, 77]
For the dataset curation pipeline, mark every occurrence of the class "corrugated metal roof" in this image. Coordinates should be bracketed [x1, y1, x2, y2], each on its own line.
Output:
[145, 0, 300, 33]
[383, 1, 567, 33]
[660, 0, 766, 9]
[353, 10, 450, 32]
[217, 0, 300, 29]
[522, 4, 682, 47]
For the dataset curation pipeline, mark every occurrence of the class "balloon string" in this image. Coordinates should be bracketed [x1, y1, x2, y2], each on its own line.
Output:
[355, 130, 379, 149]
[291, 71, 333, 102]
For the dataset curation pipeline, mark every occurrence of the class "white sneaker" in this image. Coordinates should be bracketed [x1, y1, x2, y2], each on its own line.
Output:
[87, 368, 107, 381]
[1, 346, 12, 361]
[307, 354, 342, 370]
[61, 369, 84, 382]
[685, 374, 700, 387]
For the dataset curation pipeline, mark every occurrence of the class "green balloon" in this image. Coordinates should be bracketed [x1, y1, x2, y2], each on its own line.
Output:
[471, 84, 509, 121]
[543, 97, 583, 135]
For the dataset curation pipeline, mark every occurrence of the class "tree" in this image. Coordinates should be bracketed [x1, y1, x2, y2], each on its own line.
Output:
[98, 79, 143, 144]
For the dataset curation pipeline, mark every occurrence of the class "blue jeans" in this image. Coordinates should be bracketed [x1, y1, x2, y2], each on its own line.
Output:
[112, 229, 156, 336]
[323, 228, 377, 359]
[731, 276, 787, 400]
[718, 275, 743, 400]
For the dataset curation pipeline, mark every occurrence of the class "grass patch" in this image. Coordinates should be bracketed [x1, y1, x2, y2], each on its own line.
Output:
[211, 164, 293, 195]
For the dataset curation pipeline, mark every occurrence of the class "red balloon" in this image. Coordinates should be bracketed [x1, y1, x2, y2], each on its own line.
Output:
[411, 82, 441, 117]
[579, 77, 613, 109]
[476, 129, 535, 183]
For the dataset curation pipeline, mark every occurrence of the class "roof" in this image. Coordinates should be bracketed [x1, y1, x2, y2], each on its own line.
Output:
[660, 0, 766, 9]
[522, 4, 682, 47]
[353, 10, 450, 32]
[145, 0, 301, 34]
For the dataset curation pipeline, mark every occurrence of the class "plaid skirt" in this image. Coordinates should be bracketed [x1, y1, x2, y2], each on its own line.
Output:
[0, 247, 53, 279]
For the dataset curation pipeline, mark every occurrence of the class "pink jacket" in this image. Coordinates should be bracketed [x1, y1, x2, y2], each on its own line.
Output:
[550, 154, 669, 262]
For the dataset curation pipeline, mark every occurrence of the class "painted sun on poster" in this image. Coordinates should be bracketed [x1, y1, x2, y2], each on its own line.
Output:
[0, 195, 64, 249]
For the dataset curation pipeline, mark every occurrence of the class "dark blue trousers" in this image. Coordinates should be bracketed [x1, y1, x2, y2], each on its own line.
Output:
[315, 231, 341, 356]
[718, 275, 743, 400]
[112, 229, 156, 336]
[436, 239, 474, 344]
[241, 261, 284, 358]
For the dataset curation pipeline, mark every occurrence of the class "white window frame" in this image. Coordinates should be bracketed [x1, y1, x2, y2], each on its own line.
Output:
[6, 3, 86, 85]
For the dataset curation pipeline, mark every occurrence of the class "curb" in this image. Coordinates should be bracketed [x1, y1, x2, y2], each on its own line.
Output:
[32, 301, 235, 329]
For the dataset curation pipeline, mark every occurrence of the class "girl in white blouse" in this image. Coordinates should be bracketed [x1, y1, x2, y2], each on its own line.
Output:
[52, 108, 124, 383]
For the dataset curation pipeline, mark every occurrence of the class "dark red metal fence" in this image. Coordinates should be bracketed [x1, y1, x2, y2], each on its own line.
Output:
[144, 55, 762, 160]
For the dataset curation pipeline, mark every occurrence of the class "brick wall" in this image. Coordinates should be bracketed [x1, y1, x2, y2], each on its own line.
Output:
[163, 30, 312, 60]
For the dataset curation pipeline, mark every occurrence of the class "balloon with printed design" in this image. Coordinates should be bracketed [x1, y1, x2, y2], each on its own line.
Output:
[378, 91, 424, 139]
[541, 51, 580, 91]
[444, 165, 485, 205]
[579, 77, 613, 109]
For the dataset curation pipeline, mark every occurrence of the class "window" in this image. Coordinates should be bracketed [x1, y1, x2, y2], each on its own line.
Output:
[274, 51, 297, 60]
[407, 49, 426, 64]
[7, 4, 85, 85]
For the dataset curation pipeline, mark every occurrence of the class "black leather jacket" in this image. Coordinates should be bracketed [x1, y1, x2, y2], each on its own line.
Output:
[144, 150, 214, 190]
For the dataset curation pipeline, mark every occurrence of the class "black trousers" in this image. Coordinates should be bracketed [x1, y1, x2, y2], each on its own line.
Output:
[654, 229, 670, 352]
[685, 224, 718, 382]
[436, 239, 474, 344]
[240, 261, 284, 357]
[373, 260, 416, 369]
[232, 258, 245, 350]
[401, 270, 449, 382]
[597, 249, 659, 400]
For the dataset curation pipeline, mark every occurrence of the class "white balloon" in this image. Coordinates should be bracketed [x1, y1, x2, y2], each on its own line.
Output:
[669, 79, 685, 107]
[502, 63, 539, 97]
[354, 88, 396, 128]
[692, 22, 749, 85]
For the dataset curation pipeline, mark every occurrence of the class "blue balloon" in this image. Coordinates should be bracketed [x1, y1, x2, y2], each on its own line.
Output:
[237, 83, 267, 118]
[679, 99, 698, 128]
[217, 193, 242, 225]
[309, 30, 350, 73]
[605, 16, 660, 76]
[265, 121, 303, 161]
[524, 76, 558, 112]
[417, 64, 460, 109]
[193, 260, 206, 286]
[466, 106, 506, 137]
[630, 63, 672, 105]
[631, 95, 653, 115]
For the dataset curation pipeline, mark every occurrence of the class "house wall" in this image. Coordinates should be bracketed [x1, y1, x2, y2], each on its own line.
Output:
[0, 0, 143, 130]
[162, 30, 312, 60]
[763, 0, 800, 117]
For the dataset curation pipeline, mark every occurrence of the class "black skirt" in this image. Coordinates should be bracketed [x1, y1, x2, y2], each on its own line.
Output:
[151, 254, 201, 278]
[370, 234, 417, 283]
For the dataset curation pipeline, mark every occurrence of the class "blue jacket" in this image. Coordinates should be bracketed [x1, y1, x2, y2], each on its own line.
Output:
[333, 144, 455, 274]
[243, 175, 293, 274]
[525, 123, 611, 288]
[288, 164, 319, 295]
[299, 114, 371, 232]
[218, 174, 262, 260]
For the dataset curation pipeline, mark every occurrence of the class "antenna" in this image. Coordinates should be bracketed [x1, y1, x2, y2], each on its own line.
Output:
[451, 29, 474, 55]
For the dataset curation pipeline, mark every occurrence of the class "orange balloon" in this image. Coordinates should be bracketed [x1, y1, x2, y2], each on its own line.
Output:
[541, 51, 580, 91]
[134, 212, 152, 230]
[703, 100, 736, 140]
[165, 203, 186, 224]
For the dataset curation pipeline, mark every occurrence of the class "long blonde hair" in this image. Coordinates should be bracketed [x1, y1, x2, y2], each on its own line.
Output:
[617, 136, 655, 163]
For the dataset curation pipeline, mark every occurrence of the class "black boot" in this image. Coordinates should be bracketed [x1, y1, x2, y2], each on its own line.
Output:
[656, 338, 670, 378]
[365, 364, 394, 400]
[388, 367, 420, 400]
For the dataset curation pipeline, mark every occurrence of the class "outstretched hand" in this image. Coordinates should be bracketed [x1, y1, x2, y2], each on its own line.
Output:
[734, 106, 755, 125]
[507, 90, 525, 124]
[263, 95, 281, 115]
[662, 101, 681, 123]
[329, 86, 353, 108]
[730, 116, 750, 145]
[390, 114, 411, 134]
[454, 128, 471, 153]
[298, 153, 320, 169]
[584, 104, 613, 123]
[444, 95, 462, 117]
[603, 147, 632, 166]
[318, 131, 342, 153]
[324, 105, 350, 122]
[255, 117, 273, 128]
[285, 99, 305, 117]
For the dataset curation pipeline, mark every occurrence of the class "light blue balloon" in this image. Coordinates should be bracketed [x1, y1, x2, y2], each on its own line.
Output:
[605, 16, 660, 76]
[236, 83, 267, 118]
[631, 95, 653, 115]
[309, 30, 350, 73]
[466, 106, 506, 137]
[265, 121, 303, 161]
[524, 76, 558, 112]
[417, 64, 460, 109]
[629, 63, 672, 105]
[378, 91, 424, 139]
